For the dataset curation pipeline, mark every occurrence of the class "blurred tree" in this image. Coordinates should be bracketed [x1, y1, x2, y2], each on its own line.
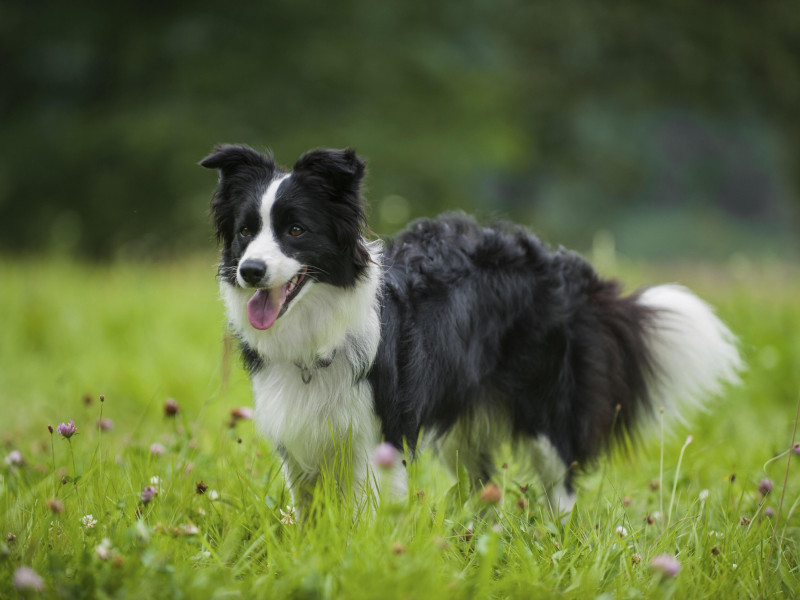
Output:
[0, 0, 798, 258]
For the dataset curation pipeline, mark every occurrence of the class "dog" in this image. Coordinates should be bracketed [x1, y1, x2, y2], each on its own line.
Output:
[201, 144, 742, 517]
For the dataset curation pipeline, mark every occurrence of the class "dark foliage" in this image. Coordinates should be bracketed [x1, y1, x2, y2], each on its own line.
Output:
[1, 1, 798, 257]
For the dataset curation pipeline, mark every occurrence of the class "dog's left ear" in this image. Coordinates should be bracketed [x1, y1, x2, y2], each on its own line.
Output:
[294, 148, 370, 278]
[292, 148, 366, 200]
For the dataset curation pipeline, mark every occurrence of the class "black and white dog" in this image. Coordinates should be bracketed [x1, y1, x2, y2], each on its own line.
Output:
[201, 145, 741, 516]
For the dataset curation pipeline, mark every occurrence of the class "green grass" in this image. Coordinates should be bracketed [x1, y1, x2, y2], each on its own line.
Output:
[1, 255, 799, 599]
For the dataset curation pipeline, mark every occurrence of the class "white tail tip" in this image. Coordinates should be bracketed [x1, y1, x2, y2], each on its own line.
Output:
[638, 284, 743, 422]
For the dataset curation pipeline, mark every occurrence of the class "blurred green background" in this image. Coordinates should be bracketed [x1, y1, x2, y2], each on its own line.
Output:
[2, 1, 799, 260]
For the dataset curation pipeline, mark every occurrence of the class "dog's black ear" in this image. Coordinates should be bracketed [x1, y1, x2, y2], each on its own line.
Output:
[200, 145, 275, 245]
[200, 144, 273, 176]
[292, 148, 366, 200]
[293, 148, 370, 276]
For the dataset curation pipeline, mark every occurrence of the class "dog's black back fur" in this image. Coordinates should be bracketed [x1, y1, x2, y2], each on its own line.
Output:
[369, 214, 655, 470]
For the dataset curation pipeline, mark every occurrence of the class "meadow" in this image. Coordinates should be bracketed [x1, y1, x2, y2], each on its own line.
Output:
[1, 255, 799, 599]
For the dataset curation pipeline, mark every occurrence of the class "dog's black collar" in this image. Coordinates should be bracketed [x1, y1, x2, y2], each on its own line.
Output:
[295, 350, 337, 384]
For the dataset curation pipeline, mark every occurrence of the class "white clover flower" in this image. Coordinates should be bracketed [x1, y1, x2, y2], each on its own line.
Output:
[193, 550, 212, 562]
[208, 489, 219, 501]
[615, 526, 629, 538]
[373, 442, 397, 469]
[280, 505, 295, 525]
[4, 450, 23, 467]
[699, 489, 710, 501]
[651, 554, 681, 578]
[81, 514, 97, 529]
[651, 511, 662, 522]
[182, 524, 199, 536]
[150, 443, 166, 456]
[13, 566, 44, 592]
[95, 538, 113, 561]
[150, 476, 161, 490]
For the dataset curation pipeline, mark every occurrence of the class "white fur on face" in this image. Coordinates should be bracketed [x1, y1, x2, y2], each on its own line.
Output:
[236, 174, 302, 289]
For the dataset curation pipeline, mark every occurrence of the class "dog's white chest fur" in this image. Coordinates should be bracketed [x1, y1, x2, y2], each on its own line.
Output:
[250, 360, 381, 474]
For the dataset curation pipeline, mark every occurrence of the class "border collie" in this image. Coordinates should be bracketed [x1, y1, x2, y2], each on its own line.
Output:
[201, 145, 742, 516]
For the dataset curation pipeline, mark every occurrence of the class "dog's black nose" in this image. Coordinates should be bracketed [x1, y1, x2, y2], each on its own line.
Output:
[239, 259, 267, 285]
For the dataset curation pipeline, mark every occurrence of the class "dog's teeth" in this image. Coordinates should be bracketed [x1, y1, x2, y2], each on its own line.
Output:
[286, 272, 305, 295]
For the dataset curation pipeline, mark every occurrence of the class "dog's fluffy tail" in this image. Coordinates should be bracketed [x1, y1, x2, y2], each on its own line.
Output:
[637, 284, 743, 424]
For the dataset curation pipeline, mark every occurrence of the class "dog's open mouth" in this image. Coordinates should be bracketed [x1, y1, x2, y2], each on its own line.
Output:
[246, 268, 308, 330]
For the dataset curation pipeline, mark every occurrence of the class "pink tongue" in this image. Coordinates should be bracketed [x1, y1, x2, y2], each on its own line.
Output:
[246, 287, 288, 330]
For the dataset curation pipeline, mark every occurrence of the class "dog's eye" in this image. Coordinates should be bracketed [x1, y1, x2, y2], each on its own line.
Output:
[240, 227, 252, 237]
[289, 225, 305, 237]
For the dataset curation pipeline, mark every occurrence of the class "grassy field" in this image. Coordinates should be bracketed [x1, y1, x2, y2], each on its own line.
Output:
[1, 255, 799, 599]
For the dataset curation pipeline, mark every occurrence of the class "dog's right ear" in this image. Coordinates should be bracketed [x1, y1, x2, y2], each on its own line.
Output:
[200, 145, 275, 245]
[200, 144, 273, 176]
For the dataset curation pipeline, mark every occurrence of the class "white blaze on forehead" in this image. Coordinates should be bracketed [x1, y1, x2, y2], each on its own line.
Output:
[260, 173, 291, 224]
[238, 174, 301, 288]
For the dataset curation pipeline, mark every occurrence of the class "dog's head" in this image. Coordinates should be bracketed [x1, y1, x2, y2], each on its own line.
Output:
[201, 145, 370, 330]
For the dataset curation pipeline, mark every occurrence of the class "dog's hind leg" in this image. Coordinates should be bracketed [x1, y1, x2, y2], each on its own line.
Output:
[435, 411, 502, 489]
[529, 435, 576, 518]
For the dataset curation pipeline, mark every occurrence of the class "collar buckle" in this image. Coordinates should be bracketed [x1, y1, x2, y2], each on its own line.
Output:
[294, 349, 337, 384]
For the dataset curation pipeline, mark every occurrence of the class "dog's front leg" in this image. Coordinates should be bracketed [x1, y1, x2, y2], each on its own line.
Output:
[278, 448, 318, 521]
